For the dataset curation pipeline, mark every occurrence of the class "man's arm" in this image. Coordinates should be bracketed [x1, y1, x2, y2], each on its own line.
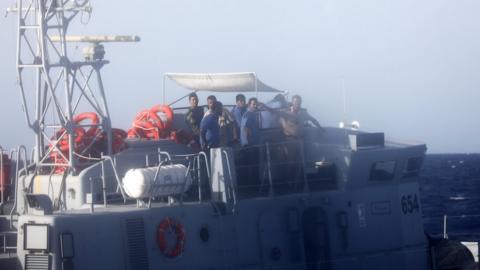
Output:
[242, 114, 253, 145]
[244, 126, 251, 138]
[200, 118, 208, 149]
[232, 122, 238, 141]
[259, 103, 292, 120]
[304, 111, 325, 131]
[200, 129, 207, 148]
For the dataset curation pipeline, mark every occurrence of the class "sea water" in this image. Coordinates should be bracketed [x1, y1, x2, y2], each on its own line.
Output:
[420, 154, 480, 241]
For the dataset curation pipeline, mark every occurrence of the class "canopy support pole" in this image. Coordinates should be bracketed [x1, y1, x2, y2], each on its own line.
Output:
[254, 73, 258, 98]
[168, 91, 197, 107]
[162, 74, 167, 104]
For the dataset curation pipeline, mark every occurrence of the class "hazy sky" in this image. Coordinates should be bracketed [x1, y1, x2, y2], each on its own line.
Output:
[1, 0, 479, 153]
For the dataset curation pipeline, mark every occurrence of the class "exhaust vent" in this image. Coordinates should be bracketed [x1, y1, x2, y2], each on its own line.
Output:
[125, 218, 149, 270]
[25, 254, 50, 270]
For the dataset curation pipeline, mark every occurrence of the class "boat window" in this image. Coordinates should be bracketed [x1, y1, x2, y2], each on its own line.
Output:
[403, 157, 423, 178]
[370, 160, 396, 181]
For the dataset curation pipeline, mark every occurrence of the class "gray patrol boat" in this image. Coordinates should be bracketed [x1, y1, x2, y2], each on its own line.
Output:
[0, 1, 476, 270]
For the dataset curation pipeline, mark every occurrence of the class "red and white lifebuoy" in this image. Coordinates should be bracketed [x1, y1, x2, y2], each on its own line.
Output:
[49, 112, 99, 174]
[157, 217, 185, 258]
[150, 105, 174, 130]
[128, 105, 174, 140]
[73, 112, 100, 137]
[133, 119, 160, 140]
[49, 126, 87, 173]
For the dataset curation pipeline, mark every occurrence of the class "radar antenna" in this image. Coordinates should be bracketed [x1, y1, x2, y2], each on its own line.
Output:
[8, 0, 139, 174]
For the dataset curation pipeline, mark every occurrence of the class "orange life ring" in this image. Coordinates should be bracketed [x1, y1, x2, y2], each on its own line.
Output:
[150, 105, 174, 129]
[74, 112, 100, 137]
[134, 110, 150, 122]
[49, 127, 86, 174]
[133, 110, 165, 130]
[157, 217, 185, 258]
[133, 119, 160, 140]
[54, 127, 86, 145]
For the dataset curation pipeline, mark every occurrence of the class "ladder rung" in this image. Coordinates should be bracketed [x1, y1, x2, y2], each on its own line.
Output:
[19, 25, 40, 29]
[18, 64, 43, 68]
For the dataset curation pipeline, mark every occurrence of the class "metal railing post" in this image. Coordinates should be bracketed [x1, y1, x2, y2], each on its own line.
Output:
[265, 142, 274, 197]
[198, 151, 211, 200]
[97, 156, 127, 202]
[30, 146, 36, 164]
[18, 146, 29, 193]
[443, 215, 448, 239]
[10, 145, 28, 228]
[222, 150, 237, 211]
[90, 177, 94, 213]
[100, 153, 107, 207]
[159, 151, 172, 161]
[196, 155, 203, 202]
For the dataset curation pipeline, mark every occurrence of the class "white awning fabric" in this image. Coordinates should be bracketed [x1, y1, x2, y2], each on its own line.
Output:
[165, 72, 283, 93]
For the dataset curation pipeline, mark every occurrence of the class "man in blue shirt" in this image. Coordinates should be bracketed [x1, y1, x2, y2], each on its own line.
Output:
[241, 97, 260, 147]
[200, 101, 221, 151]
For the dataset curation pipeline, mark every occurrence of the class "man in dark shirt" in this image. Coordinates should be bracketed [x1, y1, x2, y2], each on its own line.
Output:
[200, 101, 221, 151]
[185, 93, 204, 136]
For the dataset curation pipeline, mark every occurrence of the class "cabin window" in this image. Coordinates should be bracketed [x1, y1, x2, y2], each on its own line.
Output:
[370, 160, 396, 181]
[403, 157, 423, 178]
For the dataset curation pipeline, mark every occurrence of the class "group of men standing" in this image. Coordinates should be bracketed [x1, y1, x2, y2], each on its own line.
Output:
[184, 92, 324, 152]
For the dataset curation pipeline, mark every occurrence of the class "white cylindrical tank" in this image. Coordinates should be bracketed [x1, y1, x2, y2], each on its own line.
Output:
[123, 164, 192, 199]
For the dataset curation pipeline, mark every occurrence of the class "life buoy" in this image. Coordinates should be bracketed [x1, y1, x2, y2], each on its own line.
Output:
[133, 110, 165, 130]
[50, 126, 87, 174]
[128, 106, 173, 140]
[74, 112, 100, 137]
[150, 105, 174, 129]
[157, 217, 185, 258]
[134, 110, 150, 122]
[54, 127, 86, 145]
[133, 119, 160, 140]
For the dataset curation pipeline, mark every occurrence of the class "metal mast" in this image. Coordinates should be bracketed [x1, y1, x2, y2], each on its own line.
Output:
[9, 0, 138, 174]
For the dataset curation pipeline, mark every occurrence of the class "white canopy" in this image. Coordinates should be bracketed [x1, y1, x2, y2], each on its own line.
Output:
[165, 72, 283, 93]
